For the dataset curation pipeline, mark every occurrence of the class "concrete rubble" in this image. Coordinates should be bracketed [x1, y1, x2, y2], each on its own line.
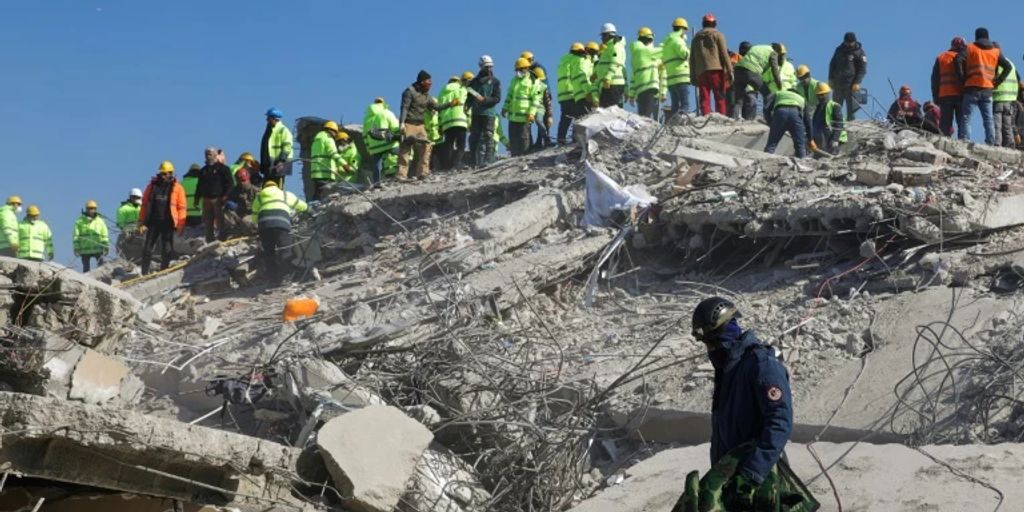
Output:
[4, 106, 1024, 510]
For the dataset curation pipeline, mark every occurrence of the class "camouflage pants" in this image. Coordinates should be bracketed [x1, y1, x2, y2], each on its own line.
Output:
[673, 442, 819, 512]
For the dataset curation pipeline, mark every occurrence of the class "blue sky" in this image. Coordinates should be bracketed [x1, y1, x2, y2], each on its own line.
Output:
[2, 1, 1022, 266]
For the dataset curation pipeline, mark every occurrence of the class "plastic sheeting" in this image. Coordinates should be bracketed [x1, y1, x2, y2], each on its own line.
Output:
[582, 160, 656, 227]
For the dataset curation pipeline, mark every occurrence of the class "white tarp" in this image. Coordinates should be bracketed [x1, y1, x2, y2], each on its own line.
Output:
[574, 106, 656, 141]
[582, 160, 656, 227]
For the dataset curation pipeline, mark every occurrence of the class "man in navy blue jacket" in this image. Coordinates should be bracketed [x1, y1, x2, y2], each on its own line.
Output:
[692, 296, 793, 508]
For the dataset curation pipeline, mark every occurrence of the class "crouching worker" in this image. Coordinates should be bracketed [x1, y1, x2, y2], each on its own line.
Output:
[673, 297, 820, 512]
[251, 180, 307, 287]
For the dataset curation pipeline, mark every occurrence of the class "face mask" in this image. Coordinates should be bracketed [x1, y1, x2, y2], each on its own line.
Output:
[516, 70, 527, 78]
[14, 206, 22, 214]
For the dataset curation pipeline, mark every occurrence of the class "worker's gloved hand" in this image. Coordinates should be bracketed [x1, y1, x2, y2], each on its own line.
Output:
[602, 79, 611, 90]
[451, 98, 461, 107]
[729, 473, 758, 509]
[851, 83, 861, 93]
[808, 140, 819, 152]
[545, 117, 553, 129]
[527, 114, 535, 123]
[138, 225, 147, 235]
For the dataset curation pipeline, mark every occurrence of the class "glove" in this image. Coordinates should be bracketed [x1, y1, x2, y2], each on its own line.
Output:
[729, 473, 757, 509]
[544, 117, 553, 129]
[602, 79, 611, 90]
[451, 98, 461, 107]
[527, 114, 535, 123]
[808, 140, 819, 152]
[851, 83, 861, 93]
[138, 225, 148, 235]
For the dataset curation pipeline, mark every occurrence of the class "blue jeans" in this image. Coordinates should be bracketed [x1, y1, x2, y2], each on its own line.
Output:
[962, 89, 995, 144]
[668, 83, 691, 116]
[764, 106, 807, 158]
[370, 153, 386, 184]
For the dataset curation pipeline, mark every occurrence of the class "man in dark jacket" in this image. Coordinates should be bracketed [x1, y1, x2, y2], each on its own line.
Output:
[828, 32, 868, 120]
[399, 70, 453, 181]
[467, 55, 502, 168]
[196, 147, 234, 242]
[691, 297, 793, 509]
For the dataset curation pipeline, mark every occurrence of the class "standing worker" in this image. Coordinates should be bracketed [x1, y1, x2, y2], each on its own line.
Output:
[139, 161, 186, 275]
[197, 147, 234, 242]
[811, 82, 846, 155]
[73, 200, 109, 272]
[932, 37, 968, 138]
[828, 32, 868, 120]
[661, 17, 692, 118]
[763, 87, 807, 158]
[556, 44, 583, 144]
[181, 163, 203, 228]
[437, 74, 471, 170]
[503, 57, 538, 157]
[309, 121, 345, 199]
[467, 55, 502, 168]
[116, 188, 142, 232]
[733, 43, 783, 120]
[992, 43, 1019, 147]
[0, 196, 22, 257]
[690, 13, 732, 116]
[251, 181, 307, 287]
[956, 28, 1013, 145]
[530, 66, 553, 150]
[399, 70, 456, 182]
[594, 23, 627, 108]
[260, 108, 294, 186]
[362, 97, 401, 187]
[17, 206, 53, 262]
[628, 27, 665, 120]
[572, 44, 597, 121]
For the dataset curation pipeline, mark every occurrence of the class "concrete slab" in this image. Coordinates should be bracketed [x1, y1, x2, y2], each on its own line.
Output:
[68, 349, 131, 404]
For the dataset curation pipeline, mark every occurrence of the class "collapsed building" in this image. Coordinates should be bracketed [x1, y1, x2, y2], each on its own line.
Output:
[3, 108, 1024, 511]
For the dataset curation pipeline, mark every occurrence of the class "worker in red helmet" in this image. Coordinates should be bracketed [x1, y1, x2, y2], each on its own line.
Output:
[931, 36, 968, 137]
[888, 85, 925, 128]
[689, 13, 732, 115]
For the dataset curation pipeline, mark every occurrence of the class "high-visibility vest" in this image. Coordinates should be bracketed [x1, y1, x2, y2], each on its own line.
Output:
[965, 43, 1000, 89]
[572, 57, 594, 102]
[773, 89, 805, 109]
[796, 77, 820, 111]
[310, 130, 342, 180]
[181, 175, 202, 218]
[17, 219, 53, 260]
[532, 79, 549, 118]
[267, 122, 294, 162]
[935, 51, 963, 98]
[556, 54, 577, 102]
[766, 60, 797, 93]
[594, 38, 627, 86]
[116, 202, 140, 231]
[73, 214, 109, 256]
[629, 40, 664, 97]
[0, 205, 17, 251]
[362, 103, 400, 156]
[438, 82, 469, 131]
[338, 144, 361, 183]
[994, 62, 1019, 102]
[504, 75, 536, 123]
[251, 186, 308, 231]
[823, 101, 849, 143]
[424, 110, 442, 144]
[660, 31, 691, 86]
[735, 45, 774, 74]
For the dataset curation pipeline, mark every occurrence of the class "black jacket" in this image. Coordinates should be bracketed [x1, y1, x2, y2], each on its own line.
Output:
[467, 72, 502, 117]
[196, 162, 233, 200]
[954, 39, 1013, 91]
[828, 42, 867, 85]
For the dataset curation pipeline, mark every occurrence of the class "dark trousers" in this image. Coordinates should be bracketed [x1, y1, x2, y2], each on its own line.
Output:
[141, 223, 174, 275]
[185, 216, 203, 227]
[833, 84, 859, 120]
[764, 106, 807, 158]
[938, 97, 966, 139]
[312, 179, 332, 200]
[0, 248, 15, 257]
[637, 89, 660, 119]
[667, 83, 691, 117]
[440, 126, 467, 170]
[557, 100, 576, 142]
[259, 227, 292, 286]
[201, 197, 225, 243]
[732, 67, 765, 120]
[508, 121, 531, 156]
[599, 85, 626, 108]
[469, 115, 497, 167]
[532, 117, 552, 150]
[370, 153, 386, 185]
[81, 254, 103, 272]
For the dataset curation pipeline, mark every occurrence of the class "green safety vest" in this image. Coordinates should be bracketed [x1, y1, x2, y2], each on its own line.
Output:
[766, 60, 797, 93]
[629, 40, 664, 97]
[438, 82, 469, 132]
[735, 45, 774, 74]
[660, 31, 691, 86]
[0, 205, 17, 251]
[251, 186, 308, 230]
[338, 143, 361, 183]
[796, 77, 821, 112]
[17, 219, 53, 260]
[556, 54, 577, 102]
[182, 175, 202, 218]
[572, 56, 594, 102]
[424, 110, 442, 144]
[823, 101, 849, 143]
[773, 89, 805, 109]
[73, 214, 109, 256]
[310, 130, 343, 180]
[504, 75, 536, 123]
[267, 122, 294, 162]
[116, 202, 140, 231]
[532, 79, 549, 118]
[362, 102, 400, 156]
[994, 62, 1019, 103]
[595, 37, 627, 87]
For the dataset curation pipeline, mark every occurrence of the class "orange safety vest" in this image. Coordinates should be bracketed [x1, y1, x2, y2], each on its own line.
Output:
[936, 51, 963, 98]
[965, 43, 1000, 89]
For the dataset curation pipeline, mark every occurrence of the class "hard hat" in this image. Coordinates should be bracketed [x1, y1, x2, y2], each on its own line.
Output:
[262, 180, 279, 189]
[796, 64, 811, 78]
[601, 22, 617, 35]
[951, 36, 967, 51]
[158, 160, 175, 173]
[702, 13, 716, 24]
[374, 96, 385, 104]
[586, 41, 600, 52]
[129, 188, 143, 198]
[449, 75, 460, 83]
[691, 297, 741, 341]
[85, 200, 98, 209]
[532, 67, 546, 81]
[26, 205, 40, 217]
[462, 71, 475, 81]
[673, 17, 688, 30]
[899, 85, 912, 96]
[189, 163, 201, 171]
[570, 42, 585, 52]
[323, 120, 339, 131]
[772, 42, 787, 55]
[479, 55, 494, 68]
[514, 57, 531, 70]
[6, 196, 21, 205]
[335, 131, 350, 141]
[638, 27, 654, 39]
[520, 51, 534, 61]
[239, 152, 255, 162]
[815, 82, 832, 95]
[266, 107, 283, 119]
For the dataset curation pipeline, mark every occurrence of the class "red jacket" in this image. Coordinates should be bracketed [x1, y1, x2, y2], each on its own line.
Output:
[140, 176, 187, 233]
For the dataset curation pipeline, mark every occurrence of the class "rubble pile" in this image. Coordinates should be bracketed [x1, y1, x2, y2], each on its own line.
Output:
[4, 107, 1024, 510]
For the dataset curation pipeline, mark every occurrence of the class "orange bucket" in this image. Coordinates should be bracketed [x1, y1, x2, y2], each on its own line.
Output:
[283, 296, 319, 322]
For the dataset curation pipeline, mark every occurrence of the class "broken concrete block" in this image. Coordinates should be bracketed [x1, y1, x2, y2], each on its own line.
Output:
[890, 166, 937, 186]
[399, 445, 491, 512]
[345, 301, 375, 326]
[137, 301, 168, 324]
[317, 405, 434, 512]
[201, 316, 222, 338]
[902, 146, 950, 165]
[663, 146, 755, 168]
[854, 162, 890, 186]
[68, 349, 131, 404]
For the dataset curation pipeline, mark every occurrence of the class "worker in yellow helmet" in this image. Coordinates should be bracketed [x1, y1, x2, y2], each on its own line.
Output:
[628, 26, 666, 119]
[662, 18, 692, 117]
[310, 120, 346, 200]
[333, 130, 361, 182]
[251, 180, 308, 286]
[502, 57, 538, 156]
[73, 200, 109, 271]
[18, 205, 54, 262]
[0, 196, 22, 257]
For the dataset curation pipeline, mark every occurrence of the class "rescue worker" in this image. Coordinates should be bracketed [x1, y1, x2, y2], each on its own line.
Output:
[116, 189, 142, 232]
[955, 28, 1013, 145]
[733, 43, 783, 120]
[932, 37, 968, 138]
[438, 74, 471, 170]
[335, 131, 361, 182]
[686, 297, 799, 510]
[828, 32, 868, 120]
[556, 44, 583, 144]
[261, 107, 294, 185]
[795, 65, 821, 148]
[17, 206, 53, 262]
[922, 101, 943, 135]
[503, 57, 537, 157]
[888, 85, 925, 128]
[362, 97, 400, 187]
[764, 87, 807, 158]
[181, 163, 203, 228]
[224, 168, 259, 236]
[399, 70, 453, 182]
[811, 82, 846, 155]
[232, 152, 262, 187]
[661, 17, 691, 118]
[0, 196, 22, 257]
[585, 41, 600, 64]
[572, 44, 597, 120]
[530, 66, 553, 150]
[628, 27, 666, 120]
[197, 147, 233, 242]
[992, 43, 1019, 147]
[1016, 82, 1024, 147]
[594, 23, 628, 108]
[467, 55, 502, 168]
[310, 120, 345, 199]
[690, 13, 732, 116]
[424, 102, 443, 171]
[139, 161, 186, 275]
[73, 200, 109, 272]
[725, 49, 742, 118]
[251, 180, 308, 287]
